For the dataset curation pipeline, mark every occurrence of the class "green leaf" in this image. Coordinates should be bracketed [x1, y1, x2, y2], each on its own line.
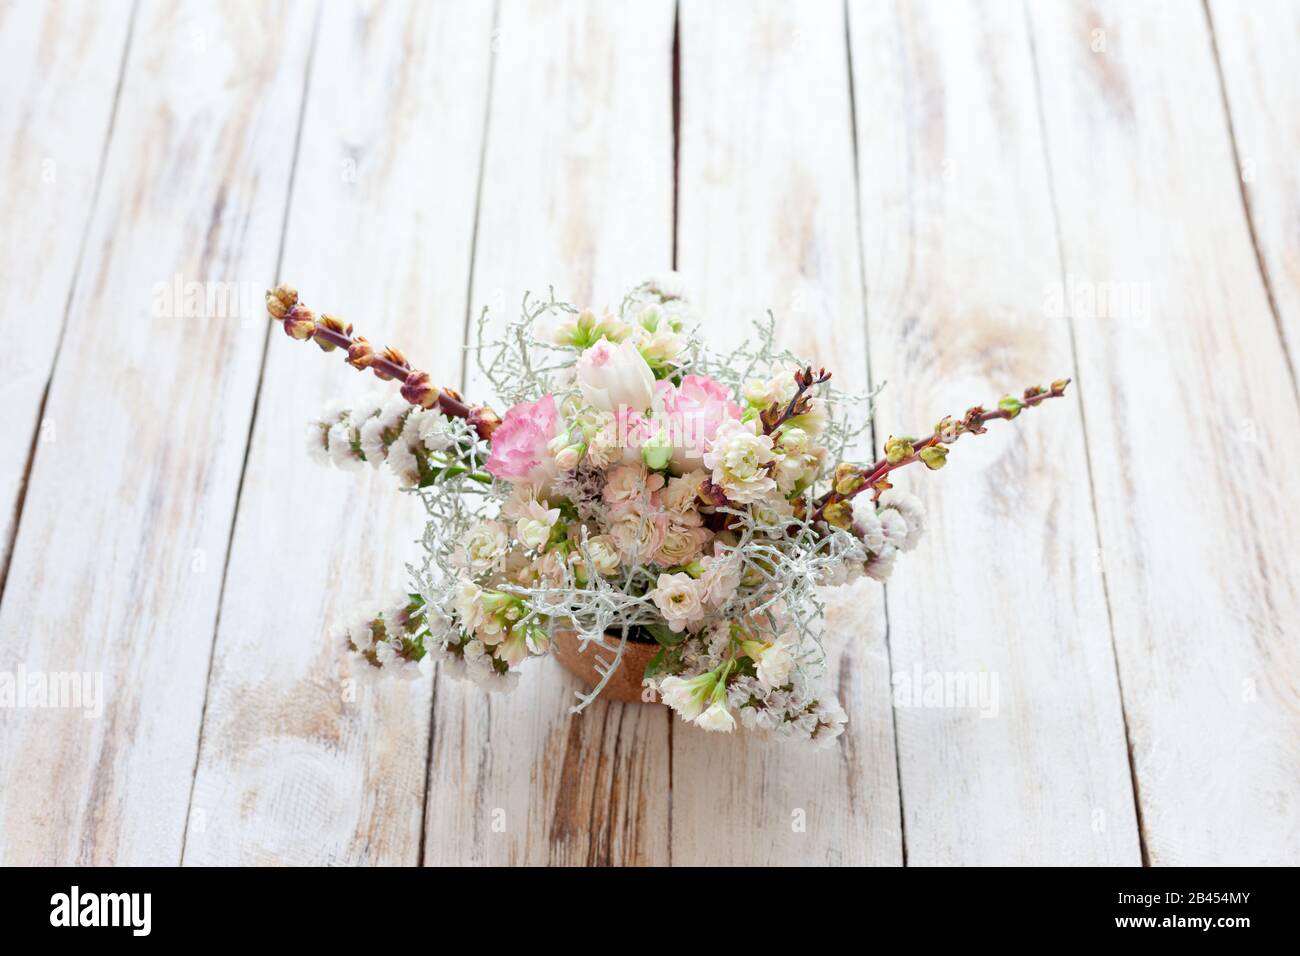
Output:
[645, 623, 685, 646]
[643, 648, 668, 680]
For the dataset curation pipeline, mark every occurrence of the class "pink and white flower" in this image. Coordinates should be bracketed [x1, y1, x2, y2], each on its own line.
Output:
[575, 338, 656, 414]
[485, 394, 560, 487]
[653, 374, 743, 472]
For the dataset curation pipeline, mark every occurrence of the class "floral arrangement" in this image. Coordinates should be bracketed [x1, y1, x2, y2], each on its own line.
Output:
[268, 276, 1068, 748]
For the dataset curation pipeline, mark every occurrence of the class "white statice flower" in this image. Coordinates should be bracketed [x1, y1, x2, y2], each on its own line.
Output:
[650, 572, 707, 632]
[383, 590, 415, 631]
[306, 421, 331, 465]
[850, 496, 886, 552]
[345, 604, 379, 652]
[358, 416, 388, 466]
[386, 439, 422, 487]
[327, 422, 362, 470]
[378, 394, 409, 430]
[403, 407, 452, 452]
[879, 489, 925, 551]
[702, 419, 777, 504]
[878, 507, 910, 549]
[458, 520, 510, 574]
[809, 697, 849, 750]
[514, 499, 561, 550]
[695, 700, 736, 733]
[865, 543, 899, 582]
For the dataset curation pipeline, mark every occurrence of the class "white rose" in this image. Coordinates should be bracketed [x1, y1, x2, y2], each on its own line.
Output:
[461, 520, 510, 573]
[576, 338, 655, 413]
[650, 571, 707, 632]
[581, 534, 622, 576]
[702, 419, 777, 504]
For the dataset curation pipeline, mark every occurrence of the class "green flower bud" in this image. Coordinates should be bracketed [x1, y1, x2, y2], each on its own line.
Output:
[918, 445, 948, 470]
[641, 429, 673, 470]
[884, 435, 916, 464]
[998, 396, 1025, 418]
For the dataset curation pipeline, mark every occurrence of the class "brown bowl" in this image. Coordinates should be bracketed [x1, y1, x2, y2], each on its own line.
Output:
[551, 630, 660, 704]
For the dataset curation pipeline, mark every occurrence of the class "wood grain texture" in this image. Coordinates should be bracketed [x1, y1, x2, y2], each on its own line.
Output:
[183, 0, 492, 866]
[0, 0, 317, 864]
[1206, 0, 1300, 386]
[671, 0, 903, 866]
[1028, 0, 1300, 864]
[0, 0, 133, 583]
[421, 0, 677, 866]
[848, 0, 1140, 864]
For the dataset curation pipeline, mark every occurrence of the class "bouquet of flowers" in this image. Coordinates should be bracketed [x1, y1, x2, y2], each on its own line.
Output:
[269, 276, 1067, 748]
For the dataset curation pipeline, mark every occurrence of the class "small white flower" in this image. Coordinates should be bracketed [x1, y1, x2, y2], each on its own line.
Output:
[694, 700, 736, 733]
[358, 417, 387, 466]
[387, 440, 422, 487]
[850, 497, 886, 552]
[879, 508, 909, 549]
[514, 500, 561, 550]
[306, 422, 331, 465]
[657, 673, 713, 721]
[865, 543, 899, 582]
[451, 578, 487, 632]
[581, 534, 622, 576]
[327, 423, 362, 470]
[879, 490, 926, 551]
[460, 520, 510, 573]
[754, 637, 795, 691]
[650, 572, 707, 632]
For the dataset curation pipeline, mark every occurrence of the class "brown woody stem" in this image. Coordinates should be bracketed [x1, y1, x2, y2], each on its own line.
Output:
[814, 379, 1071, 521]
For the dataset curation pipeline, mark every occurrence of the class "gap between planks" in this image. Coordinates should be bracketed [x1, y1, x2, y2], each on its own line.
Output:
[179, 2, 325, 865]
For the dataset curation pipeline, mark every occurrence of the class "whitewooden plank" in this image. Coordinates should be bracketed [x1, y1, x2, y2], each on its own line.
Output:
[0, 0, 317, 865]
[1028, 0, 1300, 864]
[848, 0, 1140, 865]
[422, 0, 676, 866]
[1207, 0, 1300, 380]
[0, 0, 133, 582]
[671, 0, 903, 866]
[183, 0, 492, 866]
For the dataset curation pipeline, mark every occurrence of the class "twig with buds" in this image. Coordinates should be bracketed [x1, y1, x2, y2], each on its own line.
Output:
[816, 379, 1072, 526]
[266, 285, 502, 439]
[761, 365, 831, 435]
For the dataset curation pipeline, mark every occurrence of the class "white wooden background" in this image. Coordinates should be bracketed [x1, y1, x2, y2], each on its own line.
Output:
[0, 0, 1296, 866]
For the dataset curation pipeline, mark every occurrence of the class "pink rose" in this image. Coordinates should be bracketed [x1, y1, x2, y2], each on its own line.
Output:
[654, 375, 743, 472]
[485, 394, 559, 487]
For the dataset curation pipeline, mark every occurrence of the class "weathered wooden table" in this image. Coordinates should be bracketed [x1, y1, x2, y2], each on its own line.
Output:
[1, 0, 1296, 865]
